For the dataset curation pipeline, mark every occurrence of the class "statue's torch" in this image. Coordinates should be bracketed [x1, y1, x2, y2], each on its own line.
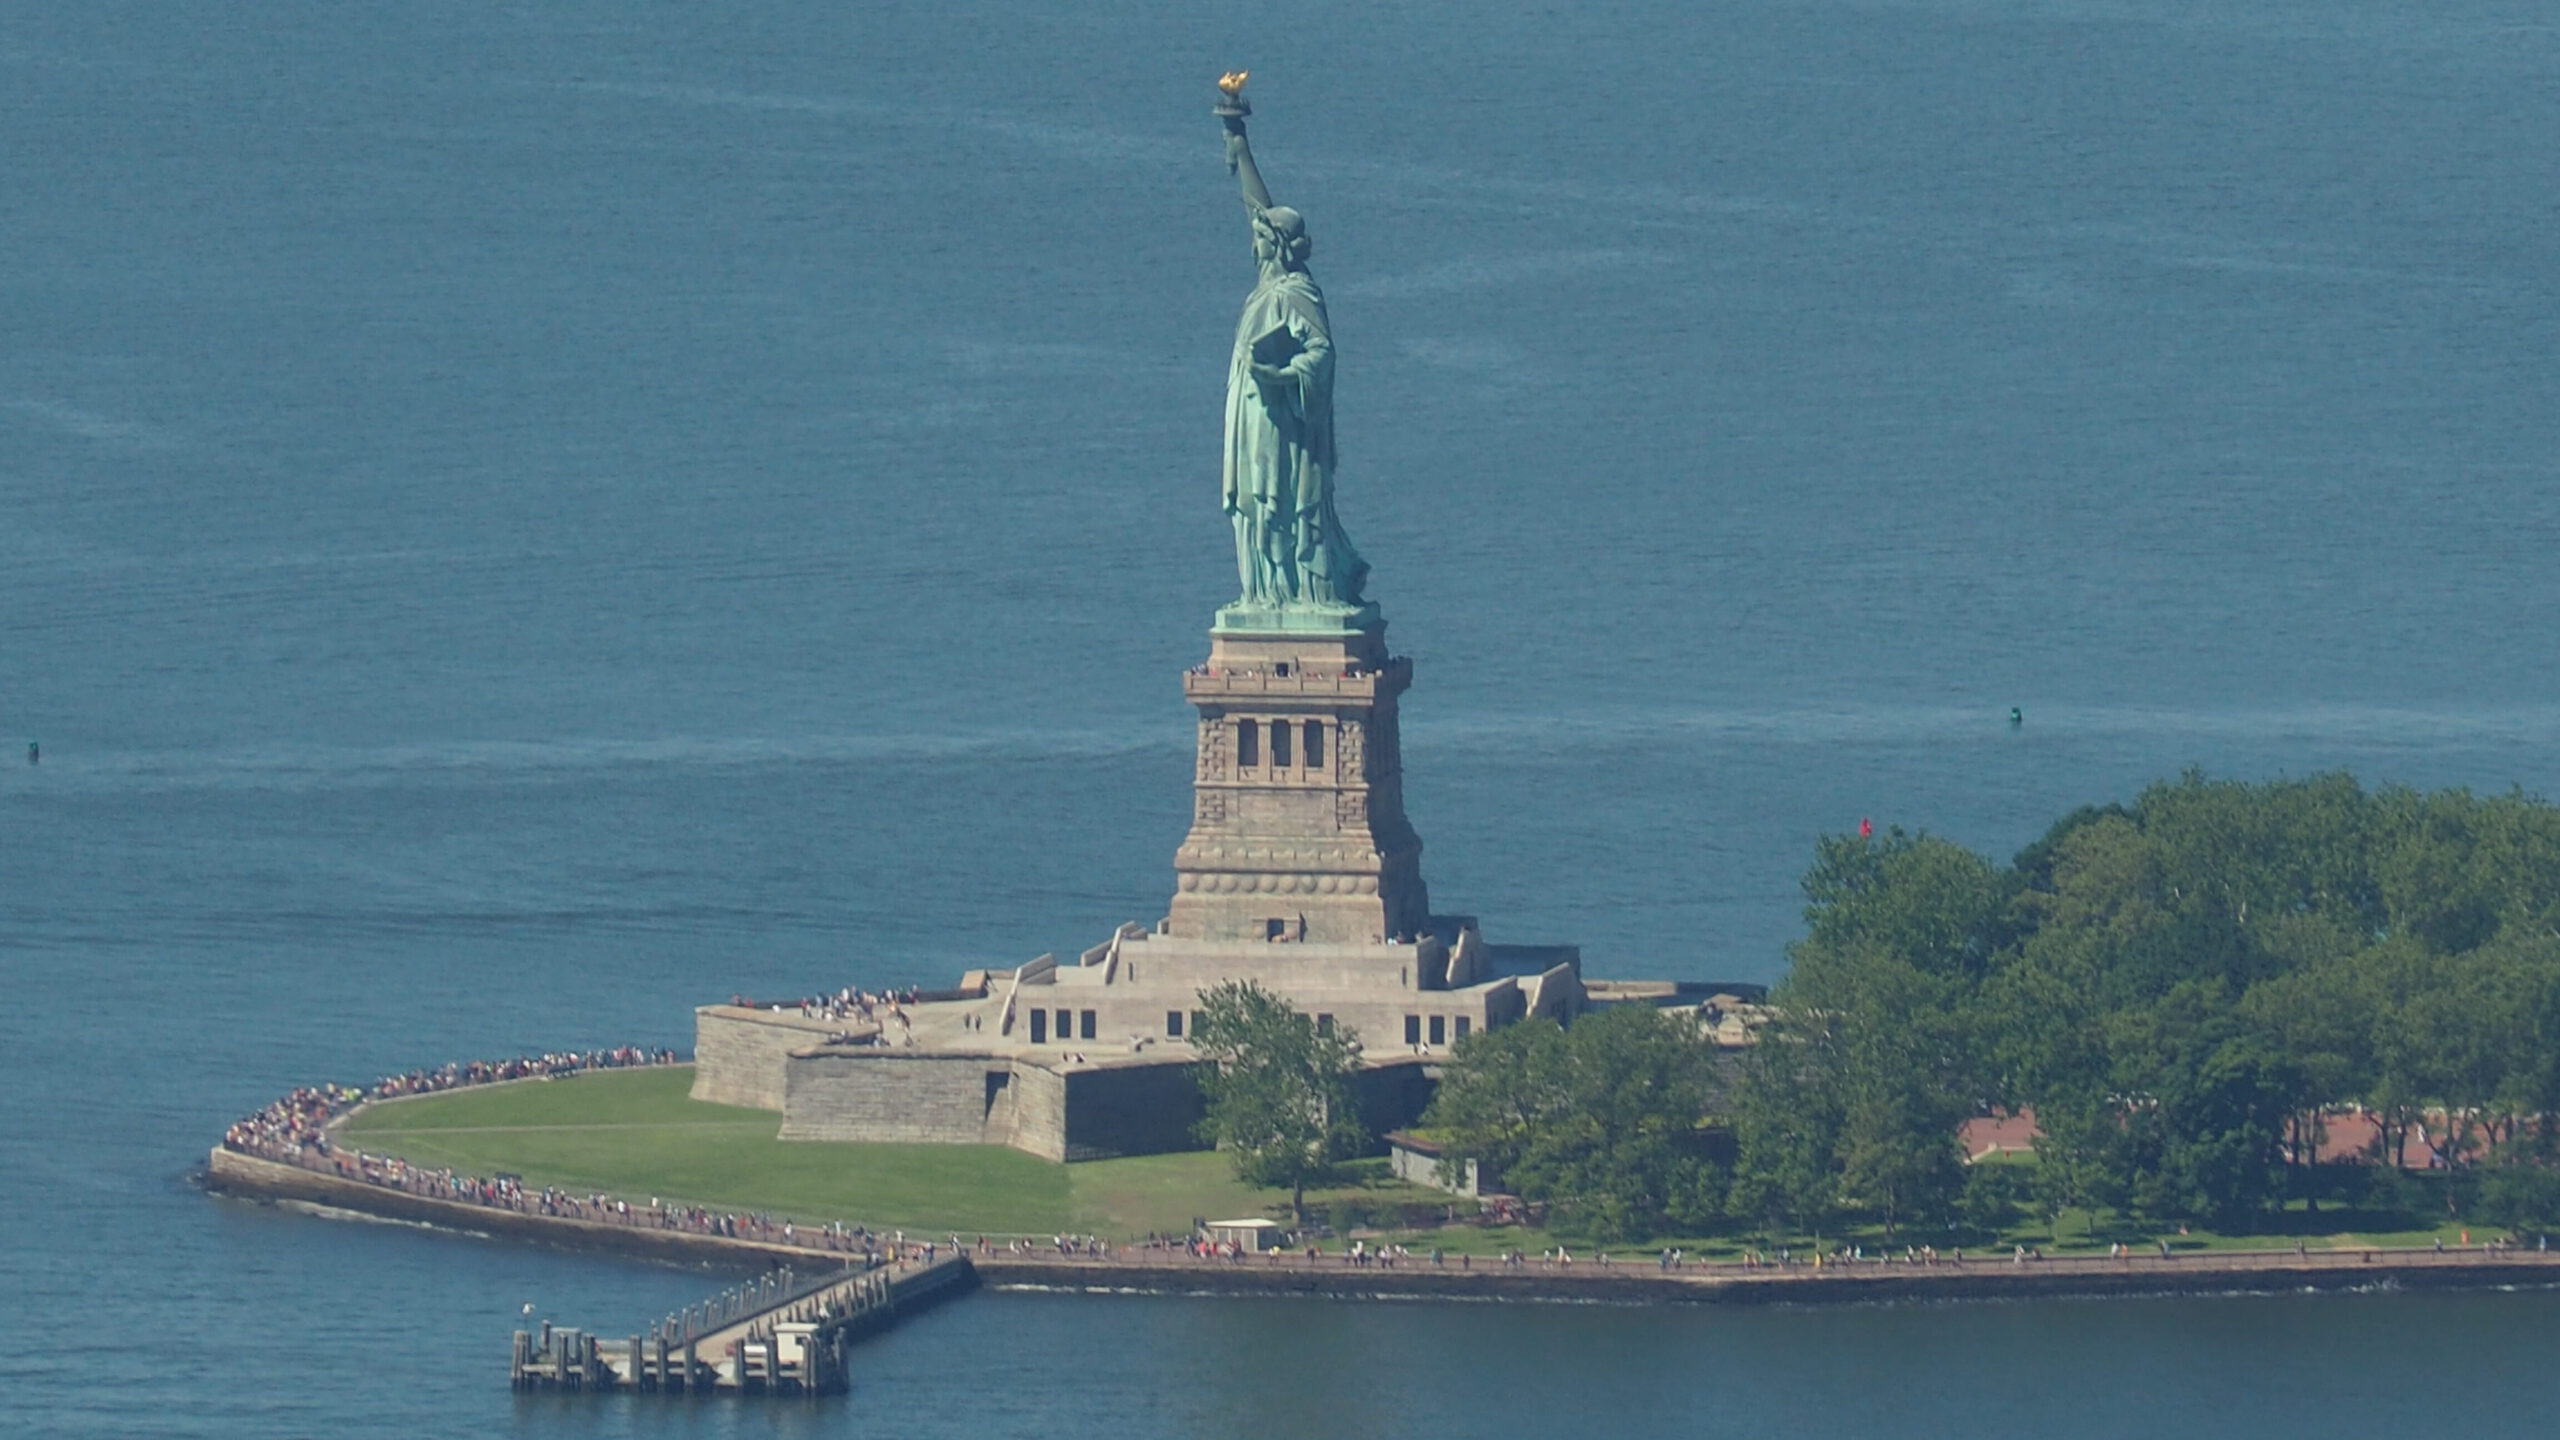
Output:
[1215, 72, 1252, 170]
[1214, 71, 1251, 119]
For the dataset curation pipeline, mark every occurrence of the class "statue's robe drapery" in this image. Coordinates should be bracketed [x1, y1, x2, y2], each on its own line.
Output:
[1222, 269, 1369, 609]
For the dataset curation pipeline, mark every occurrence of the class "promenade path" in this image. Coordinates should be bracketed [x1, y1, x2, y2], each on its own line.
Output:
[209, 1140, 2560, 1310]
[681, 1252, 967, 1360]
[210, 1056, 2560, 1307]
[974, 1237, 2560, 1291]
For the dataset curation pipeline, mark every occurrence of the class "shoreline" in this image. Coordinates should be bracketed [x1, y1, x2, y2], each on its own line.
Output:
[202, 1149, 2560, 1309]
[204, 1148, 848, 1270]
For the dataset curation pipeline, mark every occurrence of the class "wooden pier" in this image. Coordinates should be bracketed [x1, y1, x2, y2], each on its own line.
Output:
[510, 1253, 974, 1397]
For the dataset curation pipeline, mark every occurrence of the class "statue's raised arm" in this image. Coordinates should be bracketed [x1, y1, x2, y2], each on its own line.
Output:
[1217, 74, 1276, 225]
[1208, 73, 1372, 629]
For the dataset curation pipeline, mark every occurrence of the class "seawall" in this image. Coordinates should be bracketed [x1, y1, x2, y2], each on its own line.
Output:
[972, 1252, 2560, 1306]
[204, 1149, 867, 1271]
[205, 1149, 2560, 1309]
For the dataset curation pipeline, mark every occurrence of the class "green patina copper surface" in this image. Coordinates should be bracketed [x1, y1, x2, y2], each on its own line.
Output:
[1214, 83, 1379, 636]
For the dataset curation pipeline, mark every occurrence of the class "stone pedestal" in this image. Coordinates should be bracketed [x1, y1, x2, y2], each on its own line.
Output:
[1166, 622, 1429, 944]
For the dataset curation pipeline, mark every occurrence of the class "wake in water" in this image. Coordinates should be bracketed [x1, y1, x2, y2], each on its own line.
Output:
[2, 728, 1172, 796]
[1408, 701, 2560, 755]
[14, 701, 2559, 796]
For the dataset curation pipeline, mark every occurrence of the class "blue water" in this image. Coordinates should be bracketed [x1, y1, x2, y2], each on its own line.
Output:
[3, 0, 2556, 1434]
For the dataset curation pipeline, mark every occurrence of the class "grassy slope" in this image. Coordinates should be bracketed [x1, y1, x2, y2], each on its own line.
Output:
[337, 1069, 2495, 1253]
[338, 1066, 1424, 1238]
[351, 1067, 742, 1130]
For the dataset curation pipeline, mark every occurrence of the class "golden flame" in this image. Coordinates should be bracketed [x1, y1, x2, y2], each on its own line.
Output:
[1217, 71, 1249, 95]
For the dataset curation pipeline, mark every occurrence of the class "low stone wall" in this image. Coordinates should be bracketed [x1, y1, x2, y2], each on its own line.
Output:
[1057, 1062, 1206, 1161]
[780, 1050, 1003, 1144]
[209, 1148, 2560, 1313]
[973, 1250, 2560, 1307]
[205, 1148, 843, 1268]
[692, 1006, 831, 1111]
[1352, 1058, 1435, 1143]
[1009, 1063, 1068, 1162]
[773, 1051, 1212, 1161]
[769, 1042, 1430, 1162]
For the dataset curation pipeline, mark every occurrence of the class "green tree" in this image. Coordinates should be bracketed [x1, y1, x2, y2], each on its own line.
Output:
[1425, 1005, 1720, 1242]
[1813, 952, 1973, 1235]
[2064, 981, 2299, 1229]
[1189, 980, 1366, 1224]
[1420, 1015, 1569, 1189]
[1726, 1009, 1845, 1243]
[1837, 1077, 1965, 1237]
[2478, 1154, 2560, 1231]
[1735, 776, 2560, 1244]
[2237, 954, 2374, 1209]
[1770, 828, 1990, 1238]
[1957, 1161, 2025, 1238]
[1788, 829, 2008, 998]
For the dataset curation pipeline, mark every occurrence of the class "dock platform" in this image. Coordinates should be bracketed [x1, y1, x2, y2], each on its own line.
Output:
[510, 1252, 974, 1396]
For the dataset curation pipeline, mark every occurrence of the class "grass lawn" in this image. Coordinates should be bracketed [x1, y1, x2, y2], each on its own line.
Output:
[351, 1067, 733, 1131]
[339, 1069, 2508, 1255]
[1949, 1149, 2498, 1255]
[2005, 1203, 2487, 1255]
[338, 1066, 1438, 1239]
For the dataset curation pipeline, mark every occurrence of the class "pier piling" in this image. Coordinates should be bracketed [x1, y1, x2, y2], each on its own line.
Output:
[506, 1253, 974, 1397]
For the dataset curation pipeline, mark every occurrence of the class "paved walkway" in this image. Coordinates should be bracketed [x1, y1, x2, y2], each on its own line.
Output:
[219, 1060, 2560, 1302]
[968, 1238, 2560, 1290]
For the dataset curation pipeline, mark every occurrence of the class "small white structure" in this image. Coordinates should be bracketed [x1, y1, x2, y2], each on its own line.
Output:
[1204, 1217, 1285, 1251]
[772, 1321, 819, 1368]
[1386, 1131, 1497, 1197]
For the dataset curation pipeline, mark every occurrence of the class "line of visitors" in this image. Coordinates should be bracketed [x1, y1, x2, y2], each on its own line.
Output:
[222, 1044, 677, 1156]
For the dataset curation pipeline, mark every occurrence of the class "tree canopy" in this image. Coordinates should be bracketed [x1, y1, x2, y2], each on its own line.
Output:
[1744, 774, 2560, 1235]
[1188, 980, 1367, 1223]
[1242, 775, 2560, 1246]
[1424, 1004, 1723, 1241]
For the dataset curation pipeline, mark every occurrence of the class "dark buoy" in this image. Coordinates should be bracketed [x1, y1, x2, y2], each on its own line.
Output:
[24, 741, 35, 765]
[2008, 707, 2023, 728]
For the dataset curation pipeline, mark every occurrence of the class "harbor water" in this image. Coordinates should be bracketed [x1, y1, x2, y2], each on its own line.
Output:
[2, 0, 2556, 1434]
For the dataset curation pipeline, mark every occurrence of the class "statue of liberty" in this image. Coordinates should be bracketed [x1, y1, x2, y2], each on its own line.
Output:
[1213, 75, 1374, 630]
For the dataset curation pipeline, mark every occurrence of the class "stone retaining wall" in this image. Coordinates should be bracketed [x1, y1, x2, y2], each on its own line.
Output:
[972, 1252, 2560, 1306]
[206, 1148, 2560, 1311]
[1009, 1063, 1068, 1160]
[770, 1052, 1214, 1161]
[780, 1051, 1003, 1144]
[770, 1046, 1429, 1162]
[1055, 1062, 1205, 1161]
[692, 1006, 829, 1111]
[204, 1148, 834, 1268]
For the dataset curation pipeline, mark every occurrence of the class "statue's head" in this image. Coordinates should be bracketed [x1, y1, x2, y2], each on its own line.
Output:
[1255, 206, 1313, 270]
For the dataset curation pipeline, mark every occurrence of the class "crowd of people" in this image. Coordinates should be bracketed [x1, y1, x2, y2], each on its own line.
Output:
[211, 1046, 961, 1259]
[217, 1046, 1110, 1268]
[216, 1047, 995, 1268]
[219, 1046, 2559, 1285]
[365, 1047, 675, 1099]
[222, 1046, 676, 1157]
[728, 987, 946, 1047]
[747, 987, 923, 1027]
